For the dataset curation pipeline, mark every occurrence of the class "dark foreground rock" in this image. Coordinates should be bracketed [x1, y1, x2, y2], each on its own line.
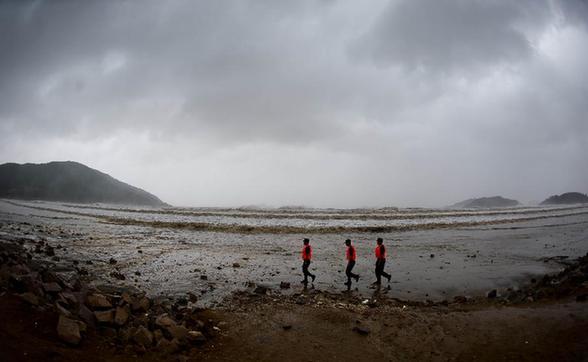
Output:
[0, 236, 218, 358]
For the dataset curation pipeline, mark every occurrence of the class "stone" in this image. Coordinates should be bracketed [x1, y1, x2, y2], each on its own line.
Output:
[156, 338, 180, 354]
[115, 305, 130, 326]
[200, 275, 208, 280]
[120, 291, 133, 305]
[94, 310, 114, 324]
[232, 263, 241, 268]
[78, 303, 96, 327]
[133, 326, 153, 348]
[87, 294, 112, 309]
[55, 301, 73, 318]
[43, 282, 62, 293]
[155, 314, 177, 329]
[453, 296, 468, 303]
[254, 286, 268, 295]
[166, 325, 189, 342]
[352, 326, 370, 335]
[132, 296, 150, 312]
[487, 289, 498, 299]
[187, 330, 206, 344]
[19, 292, 39, 306]
[187, 292, 198, 303]
[280, 282, 291, 289]
[109, 257, 117, 264]
[282, 325, 292, 331]
[57, 315, 81, 345]
[77, 320, 87, 333]
[110, 271, 125, 280]
[59, 292, 78, 308]
[577, 294, 587, 302]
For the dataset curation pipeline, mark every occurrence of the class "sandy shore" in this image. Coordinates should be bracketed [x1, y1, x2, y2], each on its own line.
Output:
[1, 218, 588, 361]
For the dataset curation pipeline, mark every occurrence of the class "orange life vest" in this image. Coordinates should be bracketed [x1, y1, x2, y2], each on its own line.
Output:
[301, 245, 312, 261]
[346, 245, 356, 261]
[375, 244, 386, 259]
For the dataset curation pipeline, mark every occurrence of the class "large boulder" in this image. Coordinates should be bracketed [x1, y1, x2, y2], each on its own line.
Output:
[57, 315, 81, 345]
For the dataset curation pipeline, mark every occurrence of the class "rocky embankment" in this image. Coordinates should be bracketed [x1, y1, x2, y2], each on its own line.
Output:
[0, 236, 218, 359]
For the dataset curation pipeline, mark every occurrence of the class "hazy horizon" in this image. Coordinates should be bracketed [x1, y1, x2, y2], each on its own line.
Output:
[1, 1, 587, 208]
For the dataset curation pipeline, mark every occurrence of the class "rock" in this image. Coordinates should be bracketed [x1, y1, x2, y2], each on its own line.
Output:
[232, 263, 241, 268]
[153, 329, 165, 343]
[120, 291, 133, 305]
[78, 303, 96, 327]
[134, 271, 141, 276]
[188, 292, 198, 303]
[94, 310, 114, 324]
[453, 296, 468, 303]
[133, 326, 153, 348]
[115, 306, 130, 326]
[60, 292, 78, 307]
[430, 254, 435, 258]
[55, 301, 73, 317]
[487, 289, 497, 299]
[280, 282, 291, 289]
[352, 326, 370, 335]
[156, 338, 180, 354]
[87, 294, 112, 309]
[109, 258, 117, 264]
[110, 271, 125, 280]
[295, 297, 306, 305]
[187, 330, 206, 344]
[132, 296, 151, 312]
[254, 286, 268, 295]
[19, 292, 39, 306]
[282, 325, 292, 330]
[57, 315, 81, 345]
[166, 325, 189, 342]
[77, 320, 87, 333]
[43, 282, 62, 293]
[200, 275, 208, 280]
[155, 314, 177, 329]
[577, 294, 587, 302]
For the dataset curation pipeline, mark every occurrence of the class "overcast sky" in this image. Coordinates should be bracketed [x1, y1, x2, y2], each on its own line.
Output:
[1, 0, 587, 208]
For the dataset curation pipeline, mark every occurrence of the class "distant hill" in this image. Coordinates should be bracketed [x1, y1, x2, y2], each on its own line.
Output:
[451, 196, 519, 209]
[540, 192, 588, 205]
[0, 161, 166, 206]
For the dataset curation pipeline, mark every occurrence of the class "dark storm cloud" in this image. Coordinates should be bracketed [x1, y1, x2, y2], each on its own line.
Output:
[0, 0, 587, 207]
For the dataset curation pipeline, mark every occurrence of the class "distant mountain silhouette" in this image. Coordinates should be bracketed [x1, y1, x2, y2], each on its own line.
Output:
[451, 196, 519, 209]
[540, 192, 588, 205]
[0, 161, 166, 206]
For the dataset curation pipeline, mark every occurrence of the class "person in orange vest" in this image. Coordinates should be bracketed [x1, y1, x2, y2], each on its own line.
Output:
[373, 237, 391, 285]
[344, 239, 360, 289]
[301, 238, 316, 284]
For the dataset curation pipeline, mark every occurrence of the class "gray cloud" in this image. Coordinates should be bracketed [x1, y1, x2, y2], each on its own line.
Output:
[0, 0, 587, 207]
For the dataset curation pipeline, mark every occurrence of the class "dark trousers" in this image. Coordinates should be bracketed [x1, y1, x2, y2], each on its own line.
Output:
[375, 258, 390, 283]
[302, 260, 314, 282]
[345, 260, 358, 284]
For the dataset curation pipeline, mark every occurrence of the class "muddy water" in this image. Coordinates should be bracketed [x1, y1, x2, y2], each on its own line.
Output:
[1, 199, 587, 307]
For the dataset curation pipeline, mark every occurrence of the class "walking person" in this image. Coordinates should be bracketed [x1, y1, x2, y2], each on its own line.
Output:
[373, 237, 391, 285]
[301, 238, 316, 285]
[344, 239, 360, 290]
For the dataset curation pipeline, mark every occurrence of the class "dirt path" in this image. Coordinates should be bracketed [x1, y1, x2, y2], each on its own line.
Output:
[195, 298, 588, 361]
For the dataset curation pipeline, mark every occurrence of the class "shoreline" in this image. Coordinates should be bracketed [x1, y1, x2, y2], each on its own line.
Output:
[1, 227, 588, 361]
